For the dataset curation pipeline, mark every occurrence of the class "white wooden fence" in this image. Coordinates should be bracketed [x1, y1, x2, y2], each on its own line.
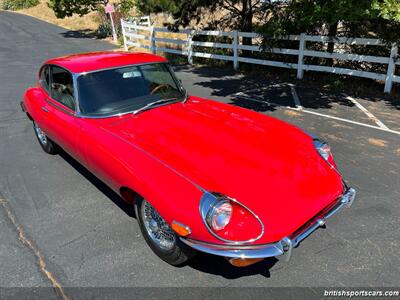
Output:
[120, 19, 400, 93]
[125, 16, 151, 27]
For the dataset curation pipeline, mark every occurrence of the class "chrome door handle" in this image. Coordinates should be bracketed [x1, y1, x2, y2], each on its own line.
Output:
[41, 107, 49, 112]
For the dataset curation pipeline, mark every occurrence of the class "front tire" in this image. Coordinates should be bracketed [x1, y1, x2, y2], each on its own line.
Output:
[33, 121, 58, 154]
[136, 198, 195, 266]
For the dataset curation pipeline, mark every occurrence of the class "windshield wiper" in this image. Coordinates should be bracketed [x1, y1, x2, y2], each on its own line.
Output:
[132, 97, 181, 115]
[182, 88, 189, 103]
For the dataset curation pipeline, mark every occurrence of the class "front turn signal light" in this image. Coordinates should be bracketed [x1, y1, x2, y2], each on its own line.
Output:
[171, 221, 191, 237]
[228, 257, 264, 267]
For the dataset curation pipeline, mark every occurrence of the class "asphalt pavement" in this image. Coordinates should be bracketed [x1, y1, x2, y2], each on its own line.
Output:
[0, 10, 399, 295]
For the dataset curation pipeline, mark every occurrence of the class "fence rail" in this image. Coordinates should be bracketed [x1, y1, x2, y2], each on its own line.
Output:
[120, 19, 400, 93]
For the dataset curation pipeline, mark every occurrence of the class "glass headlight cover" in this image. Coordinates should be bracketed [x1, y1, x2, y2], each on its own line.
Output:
[200, 192, 264, 243]
[313, 139, 337, 169]
[206, 200, 232, 231]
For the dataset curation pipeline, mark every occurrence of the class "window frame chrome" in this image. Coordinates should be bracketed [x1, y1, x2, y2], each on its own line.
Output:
[38, 64, 77, 115]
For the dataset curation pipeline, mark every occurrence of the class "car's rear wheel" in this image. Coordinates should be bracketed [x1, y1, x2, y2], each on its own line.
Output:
[33, 121, 58, 154]
[136, 198, 195, 266]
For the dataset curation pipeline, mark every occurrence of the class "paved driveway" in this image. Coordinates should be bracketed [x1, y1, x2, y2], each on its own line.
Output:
[0, 10, 399, 294]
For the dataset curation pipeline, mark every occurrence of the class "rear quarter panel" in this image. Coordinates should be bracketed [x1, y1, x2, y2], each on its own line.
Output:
[23, 87, 45, 125]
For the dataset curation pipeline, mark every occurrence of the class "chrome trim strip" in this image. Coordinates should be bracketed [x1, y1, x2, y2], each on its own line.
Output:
[183, 187, 356, 261]
[42, 64, 78, 114]
[181, 238, 275, 250]
[45, 98, 75, 116]
[199, 192, 265, 245]
[289, 187, 356, 248]
[72, 73, 81, 115]
[180, 237, 284, 259]
[74, 103, 182, 119]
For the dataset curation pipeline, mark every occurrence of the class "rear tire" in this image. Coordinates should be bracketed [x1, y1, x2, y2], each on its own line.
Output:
[136, 198, 196, 266]
[33, 121, 58, 154]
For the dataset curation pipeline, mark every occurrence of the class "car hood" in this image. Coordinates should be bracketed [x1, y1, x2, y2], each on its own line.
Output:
[104, 96, 344, 243]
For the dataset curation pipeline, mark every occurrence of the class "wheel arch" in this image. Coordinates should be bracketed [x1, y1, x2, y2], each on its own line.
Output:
[119, 186, 143, 205]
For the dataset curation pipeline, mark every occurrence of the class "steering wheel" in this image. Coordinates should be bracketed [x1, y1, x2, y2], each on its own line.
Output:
[150, 84, 170, 95]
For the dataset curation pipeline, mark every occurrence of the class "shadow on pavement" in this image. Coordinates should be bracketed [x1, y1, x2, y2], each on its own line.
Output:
[59, 29, 97, 39]
[174, 64, 400, 112]
[187, 252, 278, 279]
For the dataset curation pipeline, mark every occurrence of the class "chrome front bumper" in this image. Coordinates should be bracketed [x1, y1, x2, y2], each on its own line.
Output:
[180, 188, 356, 261]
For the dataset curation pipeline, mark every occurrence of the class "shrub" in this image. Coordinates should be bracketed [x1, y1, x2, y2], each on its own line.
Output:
[96, 23, 112, 39]
[1, 0, 39, 10]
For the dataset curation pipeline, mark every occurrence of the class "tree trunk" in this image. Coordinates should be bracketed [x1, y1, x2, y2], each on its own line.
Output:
[326, 21, 338, 66]
[241, 0, 253, 58]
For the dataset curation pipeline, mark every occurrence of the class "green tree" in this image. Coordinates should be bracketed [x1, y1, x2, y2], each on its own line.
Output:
[135, 0, 277, 46]
[134, 0, 178, 15]
[48, 0, 109, 18]
[256, 0, 400, 68]
[259, 0, 400, 44]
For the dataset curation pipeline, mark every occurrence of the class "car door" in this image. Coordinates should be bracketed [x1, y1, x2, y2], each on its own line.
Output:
[39, 65, 83, 161]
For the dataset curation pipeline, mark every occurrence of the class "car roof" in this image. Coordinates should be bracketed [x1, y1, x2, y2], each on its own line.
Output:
[44, 51, 167, 74]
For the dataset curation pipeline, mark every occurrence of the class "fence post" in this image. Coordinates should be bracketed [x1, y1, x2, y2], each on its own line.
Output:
[133, 20, 137, 34]
[121, 19, 128, 51]
[150, 26, 156, 54]
[233, 30, 239, 70]
[297, 33, 306, 79]
[384, 43, 398, 93]
[187, 30, 194, 64]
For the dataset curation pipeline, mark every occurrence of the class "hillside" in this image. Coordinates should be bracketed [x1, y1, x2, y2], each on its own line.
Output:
[16, 0, 100, 32]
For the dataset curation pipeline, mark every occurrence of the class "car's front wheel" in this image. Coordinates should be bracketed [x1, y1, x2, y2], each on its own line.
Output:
[136, 198, 196, 266]
[33, 121, 58, 154]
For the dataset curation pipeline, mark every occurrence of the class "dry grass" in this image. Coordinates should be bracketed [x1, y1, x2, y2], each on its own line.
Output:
[16, 0, 100, 31]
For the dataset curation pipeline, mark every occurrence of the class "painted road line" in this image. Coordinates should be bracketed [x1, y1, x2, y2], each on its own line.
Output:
[289, 84, 303, 110]
[345, 95, 389, 130]
[234, 93, 400, 136]
[288, 106, 400, 135]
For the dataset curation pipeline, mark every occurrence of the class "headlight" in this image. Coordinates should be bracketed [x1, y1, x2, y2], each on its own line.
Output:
[200, 192, 264, 243]
[313, 139, 331, 160]
[313, 138, 337, 169]
[206, 200, 232, 231]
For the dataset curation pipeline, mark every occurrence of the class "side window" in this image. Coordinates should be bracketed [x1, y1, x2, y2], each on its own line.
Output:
[50, 66, 75, 111]
[141, 64, 178, 94]
[40, 66, 50, 93]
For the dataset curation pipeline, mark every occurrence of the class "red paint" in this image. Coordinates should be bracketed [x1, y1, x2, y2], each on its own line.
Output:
[23, 52, 344, 245]
[44, 51, 166, 73]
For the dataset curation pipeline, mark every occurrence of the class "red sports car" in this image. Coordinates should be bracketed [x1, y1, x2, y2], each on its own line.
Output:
[21, 51, 356, 267]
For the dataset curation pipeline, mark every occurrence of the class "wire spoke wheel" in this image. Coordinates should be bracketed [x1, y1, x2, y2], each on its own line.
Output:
[141, 200, 176, 251]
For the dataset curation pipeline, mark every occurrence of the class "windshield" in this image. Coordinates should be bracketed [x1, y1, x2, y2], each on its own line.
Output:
[77, 63, 185, 116]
